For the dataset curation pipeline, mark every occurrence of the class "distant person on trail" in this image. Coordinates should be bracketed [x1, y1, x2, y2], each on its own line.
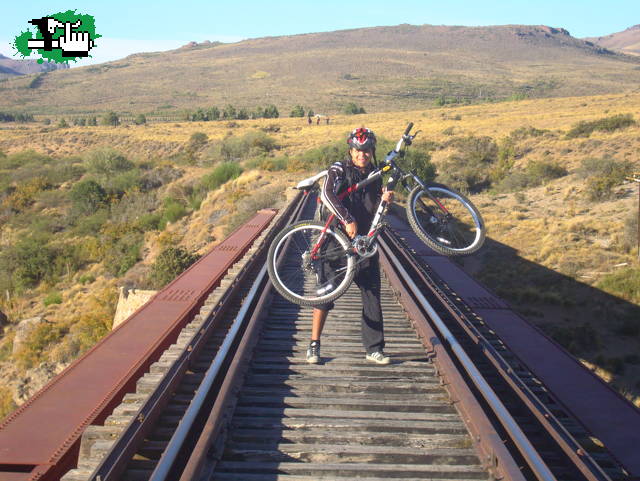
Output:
[307, 115, 312, 125]
[316, 116, 320, 125]
[306, 127, 393, 365]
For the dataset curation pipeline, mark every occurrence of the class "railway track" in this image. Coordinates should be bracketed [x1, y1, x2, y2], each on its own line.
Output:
[58, 193, 634, 481]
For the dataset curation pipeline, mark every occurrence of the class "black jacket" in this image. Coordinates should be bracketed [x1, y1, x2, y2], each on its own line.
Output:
[320, 157, 382, 235]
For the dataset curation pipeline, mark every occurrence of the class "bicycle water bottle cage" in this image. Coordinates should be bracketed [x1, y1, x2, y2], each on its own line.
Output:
[295, 170, 328, 191]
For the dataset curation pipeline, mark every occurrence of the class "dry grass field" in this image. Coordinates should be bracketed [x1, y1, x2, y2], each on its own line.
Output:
[0, 90, 639, 419]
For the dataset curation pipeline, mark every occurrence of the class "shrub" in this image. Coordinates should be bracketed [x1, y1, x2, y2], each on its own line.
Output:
[0, 386, 16, 422]
[565, 113, 635, 139]
[69, 180, 108, 215]
[579, 157, 633, 200]
[201, 162, 243, 190]
[187, 132, 208, 150]
[597, 267, 640, 304]
[1, 236, 56, 291]
[57, 118, 68, 128]
[148, 247, 200, 288]
[15, 321, 69, 369]
[263, 104, 279, 119]
[343, 102, 366, 115]
[162, 197, 188, 224]
[496, 160, 567, 192]
[134, 113, 146, 125]
[622, 213, 638, 252]
[78, 274, 96, 284]
[102, 230, 143, 276]
[295, 140, 346, 170]
[100, 111, 120, 126]
[86, 148, 134, 174]
[1, 177, 50, 211]
[74, 209, 110, 236]
[290, 105, 305, 117]
[0, 149, 51, 170]
[43, 291, 63, 306]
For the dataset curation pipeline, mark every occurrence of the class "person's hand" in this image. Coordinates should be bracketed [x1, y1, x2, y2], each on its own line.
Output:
[344, 221, 358, 239]
[382, 188, 394, 204]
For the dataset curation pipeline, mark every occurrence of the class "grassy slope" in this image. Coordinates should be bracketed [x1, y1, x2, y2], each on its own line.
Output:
[0, 91, 639, 418]
[1, 24, 640, 115]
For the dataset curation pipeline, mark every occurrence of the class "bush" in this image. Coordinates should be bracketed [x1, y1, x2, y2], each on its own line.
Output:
[201, 162, 243, 190]
[622, 213, 638, 252]
[343, 102, 366, 115]
[162, 197, 188, 224]
[100, 111, 120, 126]
[496, 160, 567, 192]
[57, 118, 68, 128]
[597, 267, 640, 304]
[565, 114, 635, 139]
[134, 114, 146, 125]
[290, 105, 305, 117]
[0, 236, 56, 291]
[0, 386, 17, 422]
[43, 291, 63, 306]
[15, 321, 69, 369]
[74, 209, 110, 236]
[579, 157, 633, 200]
[86, 148, 134, 174]
[69, 180, 108, 215]
[78, 274, 96, 284]
[102, 230, 143, 276]
[148, 247, 200, 288]
[295, 140, 346, 171]
[0, 149, 51, 170]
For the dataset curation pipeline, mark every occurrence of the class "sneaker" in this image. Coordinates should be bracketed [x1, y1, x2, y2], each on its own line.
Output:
[306, 340, 320, 364]
[366, 350, 390, 365]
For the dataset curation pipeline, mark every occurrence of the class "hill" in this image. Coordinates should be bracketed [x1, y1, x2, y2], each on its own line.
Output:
[1, 24, 639, 116]
[0, 54, 69, 79]
[585, 25, 640, 56]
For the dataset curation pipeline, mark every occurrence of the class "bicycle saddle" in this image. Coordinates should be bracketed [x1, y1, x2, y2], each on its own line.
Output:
[295, 170, 328, 191]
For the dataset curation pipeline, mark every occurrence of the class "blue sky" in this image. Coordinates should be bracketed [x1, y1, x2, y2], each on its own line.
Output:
[2, 0, 638, 66]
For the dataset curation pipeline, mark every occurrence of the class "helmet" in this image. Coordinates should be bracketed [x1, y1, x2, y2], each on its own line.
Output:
[347, 127, 376, 151]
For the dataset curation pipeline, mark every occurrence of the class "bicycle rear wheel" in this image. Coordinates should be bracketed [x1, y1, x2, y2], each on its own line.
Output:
[267, 221, 356, 306]
[407, 184, 485, 255]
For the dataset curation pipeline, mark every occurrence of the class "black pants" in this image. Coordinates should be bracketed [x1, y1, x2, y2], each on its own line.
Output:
[316, 254, 385, 354]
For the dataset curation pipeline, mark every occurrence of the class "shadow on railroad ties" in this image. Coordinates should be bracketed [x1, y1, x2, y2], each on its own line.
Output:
[454, 234, 640, 404]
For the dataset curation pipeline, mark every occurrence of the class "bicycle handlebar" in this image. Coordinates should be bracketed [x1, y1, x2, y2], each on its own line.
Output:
[403, 122, 414, 136]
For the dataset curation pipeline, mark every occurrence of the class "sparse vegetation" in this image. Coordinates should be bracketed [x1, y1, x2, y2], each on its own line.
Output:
[579, 157, 633, 200]
[565, 114, 636, 139]
[148, 247, 200, 288]
[343, 102, 366, 115]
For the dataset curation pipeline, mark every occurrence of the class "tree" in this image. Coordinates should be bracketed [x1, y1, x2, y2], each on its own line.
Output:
[343, 102, 365, 115]
[100, 111, 120, 126]
[290, 105, 305, 117]
[207, 106, 220, 120]
[263, 104, 279, 118]
[134, 114, 146, 125]
[222, 105, 237, 119]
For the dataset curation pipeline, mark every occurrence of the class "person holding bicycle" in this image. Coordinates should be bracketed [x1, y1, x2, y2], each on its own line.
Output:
[307, 127, 394, 365]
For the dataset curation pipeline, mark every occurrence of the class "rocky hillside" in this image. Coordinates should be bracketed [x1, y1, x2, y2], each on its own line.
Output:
[585, 25, 640, 56]
[1, 24, 639, 115]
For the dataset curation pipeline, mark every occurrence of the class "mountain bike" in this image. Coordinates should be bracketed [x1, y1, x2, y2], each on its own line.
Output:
[267, 123, 485, 306]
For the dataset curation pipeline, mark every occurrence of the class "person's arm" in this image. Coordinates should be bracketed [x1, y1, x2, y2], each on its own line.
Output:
[321, 162, 356, 226]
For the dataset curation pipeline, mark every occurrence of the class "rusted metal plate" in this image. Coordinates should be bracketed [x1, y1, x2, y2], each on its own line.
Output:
[474, 307, 640, 477]
[0, 209, 277, 481]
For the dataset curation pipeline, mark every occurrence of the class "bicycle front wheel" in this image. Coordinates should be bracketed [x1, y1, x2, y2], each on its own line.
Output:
[407, 184, 485, 255]
[267, 221, 356, 306]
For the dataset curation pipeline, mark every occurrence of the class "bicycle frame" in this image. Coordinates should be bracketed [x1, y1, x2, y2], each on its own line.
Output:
[310, 129, 452, 261]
